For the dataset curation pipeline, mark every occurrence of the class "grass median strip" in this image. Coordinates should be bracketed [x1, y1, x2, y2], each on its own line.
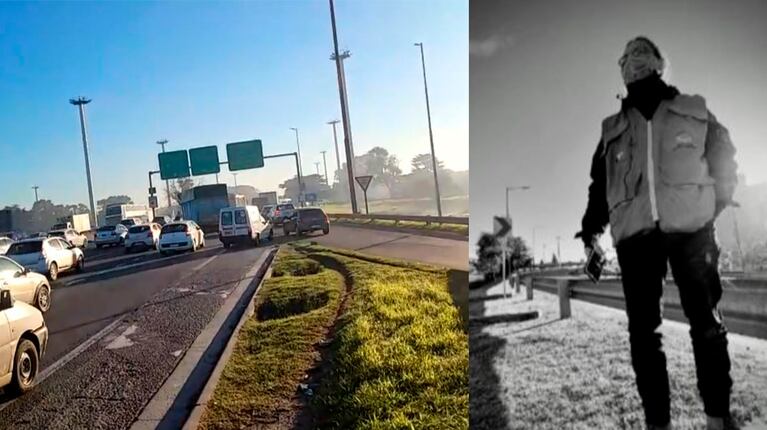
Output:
[331, 217, 468, 236]
[199, 246, 344, 429]
[199, 242, 468, 430]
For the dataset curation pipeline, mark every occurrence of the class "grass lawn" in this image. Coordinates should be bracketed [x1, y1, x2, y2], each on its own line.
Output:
[297, 243, 468, 429]
[199, 246, 345, 430]
[470, 286, 767, 430]
[320, 195, 468, 217]
[330, 217, 468, 236]
[200, 243, 468, 429]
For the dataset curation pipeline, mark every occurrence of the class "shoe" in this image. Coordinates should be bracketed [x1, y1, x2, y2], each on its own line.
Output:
[707, 415, 740, 430]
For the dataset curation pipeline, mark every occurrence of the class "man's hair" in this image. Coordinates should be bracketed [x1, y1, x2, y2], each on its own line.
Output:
[621, 35, 667, 76]
[626, 36, 663, 61]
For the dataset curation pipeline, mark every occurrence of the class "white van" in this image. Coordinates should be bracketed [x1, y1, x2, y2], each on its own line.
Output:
[219, 206, 273, 248]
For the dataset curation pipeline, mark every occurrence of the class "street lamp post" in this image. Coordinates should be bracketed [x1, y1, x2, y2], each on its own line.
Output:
[414, 42, 442, 217]
[32, 185, 40, 203]
[503, 185, 530, 297]
[327, 120, 342, 186]
[157, 139, 172, 209]
[232, 173, 238, 188]
[320, 151, 329, 184]
[289, 127, 304, 207]
[329, 0, 359, 214]
[69, 97, 97, 227]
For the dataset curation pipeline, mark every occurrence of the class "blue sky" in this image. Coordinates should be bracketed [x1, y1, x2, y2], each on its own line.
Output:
[0, 0, 467, 209]
[470, 0, 767, 261]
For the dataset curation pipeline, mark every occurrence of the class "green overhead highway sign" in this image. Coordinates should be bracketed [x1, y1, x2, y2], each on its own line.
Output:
[226, 139, 264, 171]
[158, 150, 190, 180]
[189, 145, 221, 176]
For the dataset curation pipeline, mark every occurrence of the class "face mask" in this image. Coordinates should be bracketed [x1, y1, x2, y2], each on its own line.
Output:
[619, 40, 663, 84]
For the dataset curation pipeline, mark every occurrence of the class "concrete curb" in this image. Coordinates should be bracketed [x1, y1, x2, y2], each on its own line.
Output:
[180, 264, 274, 430]
[130, 246, 278, 430]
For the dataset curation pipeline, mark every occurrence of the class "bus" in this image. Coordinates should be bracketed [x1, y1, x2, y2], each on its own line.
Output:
[103, 204, 150, 226]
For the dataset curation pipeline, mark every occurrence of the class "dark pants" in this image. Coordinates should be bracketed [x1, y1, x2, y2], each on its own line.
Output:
[616, 224, 732, 426]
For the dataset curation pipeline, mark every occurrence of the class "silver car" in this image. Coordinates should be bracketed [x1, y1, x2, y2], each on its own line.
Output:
[95, 224, 129, 248]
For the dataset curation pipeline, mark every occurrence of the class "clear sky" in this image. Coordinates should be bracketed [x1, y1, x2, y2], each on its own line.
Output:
[470, 0, 767, 262]
[0, 0, 467, 209]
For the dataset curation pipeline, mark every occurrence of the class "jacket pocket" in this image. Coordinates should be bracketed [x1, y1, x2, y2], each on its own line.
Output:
[659, 105, 712, 186]
[604, 120, 634, 211]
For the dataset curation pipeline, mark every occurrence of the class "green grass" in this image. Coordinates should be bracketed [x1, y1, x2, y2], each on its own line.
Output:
[199, 247, 344, 430]
[200, 244, 468, 430]
[331, 217, 469, 236]
[320, 195, 469, 217]
[304, 245, 468, 429]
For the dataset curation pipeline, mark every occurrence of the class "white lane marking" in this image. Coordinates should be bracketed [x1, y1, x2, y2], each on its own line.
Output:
[105, 324, 138, 350]
[192, 255, 218, 272]
[19, 248, 228, 392]
[37, 316, 125, 384]
[63, 247, 222, 287]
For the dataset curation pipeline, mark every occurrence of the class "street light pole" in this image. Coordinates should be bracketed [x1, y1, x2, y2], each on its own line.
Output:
[314, 161, 321, 176]
[32, 185, 40, 203]
[232, 173, 238, 188]
[320, 151, 329, 185]
[503, 185, 531, 297]
[157, 139, 172, 209]
[289, 127, 304, 207]
[329, 0, 359, 214]
[414, 42, 442, 217]
[69, 97, 97, 227]
[327, 120, 342, 185]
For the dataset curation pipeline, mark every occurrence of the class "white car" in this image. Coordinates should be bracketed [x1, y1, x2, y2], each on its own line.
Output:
[158, 221, 205, 255]
[94, 224, 129, 248]
[125, 223, 162, 253]
[219, 206, 273, 249]
[48, 229, 88, 248]
[0, 237, 13, 255]
[0, 288, 48, 394]
[5, 237, 85, 281]
[0, 256, 52, 313]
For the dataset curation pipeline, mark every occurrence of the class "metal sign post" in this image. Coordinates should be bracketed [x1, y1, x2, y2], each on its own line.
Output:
[494, 216, 512, 298]
[355, 175, 373, 215]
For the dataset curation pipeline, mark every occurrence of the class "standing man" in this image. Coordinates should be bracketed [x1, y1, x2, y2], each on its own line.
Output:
[576, 36, 738, 430]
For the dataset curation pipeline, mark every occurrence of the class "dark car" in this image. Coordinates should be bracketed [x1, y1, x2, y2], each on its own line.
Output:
[283, 208, 330, 236]
[271, 203, 296, 226]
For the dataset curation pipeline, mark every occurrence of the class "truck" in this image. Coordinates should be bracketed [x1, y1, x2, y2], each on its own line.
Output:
[258, 191, 278, 206]
[51, 213, 91, 233]
[103, 204, 150, 226]
[180, 184, 230, 233]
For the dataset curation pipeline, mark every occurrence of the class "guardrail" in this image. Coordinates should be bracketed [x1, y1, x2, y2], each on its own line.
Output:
[522, 275, 767, 339]
[327, 213, 469, 225]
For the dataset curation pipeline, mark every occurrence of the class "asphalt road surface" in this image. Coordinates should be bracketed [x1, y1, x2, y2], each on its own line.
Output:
[0, 224, 467, 429]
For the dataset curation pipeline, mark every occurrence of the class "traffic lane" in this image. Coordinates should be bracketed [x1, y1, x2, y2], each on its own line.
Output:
[0, 245, 269, 429]
[42, 245, 228, 367]
[285, 224, 468, 270]
[56, 237, 224, 286]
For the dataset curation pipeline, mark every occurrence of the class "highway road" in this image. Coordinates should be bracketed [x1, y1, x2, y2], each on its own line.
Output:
[0, 224, 467, 429]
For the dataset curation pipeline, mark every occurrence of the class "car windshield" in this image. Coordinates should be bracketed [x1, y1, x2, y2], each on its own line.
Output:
[129, 225, 150, 233]
[278, 204, 294, 210]
[121, 220, 135, 226]
[49, 231, 66, 237]
[221, 211, 233, 226]
[162, 223, 188, 234]
[6, 241, 43, 255]
[98, 225, 116, 232]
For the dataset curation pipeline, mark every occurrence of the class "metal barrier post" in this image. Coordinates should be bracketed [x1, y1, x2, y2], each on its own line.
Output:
[524, 276, 534, 300]
[557, 278, 571, 319]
